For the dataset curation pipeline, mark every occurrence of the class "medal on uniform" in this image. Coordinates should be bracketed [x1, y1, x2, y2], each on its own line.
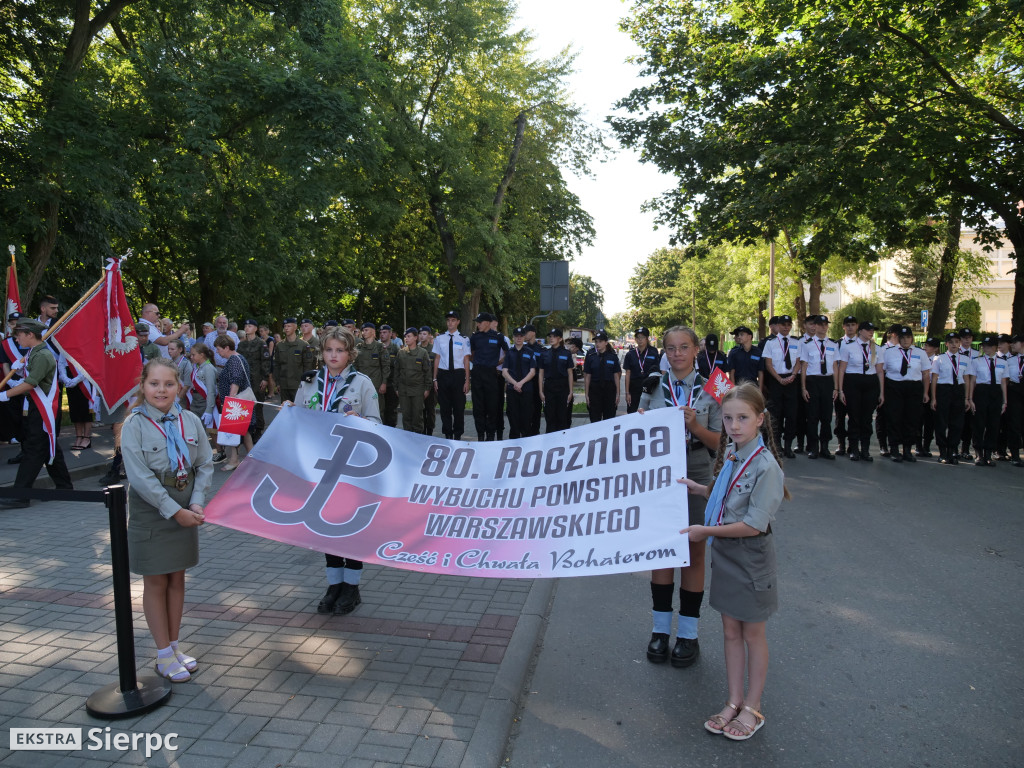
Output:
[175, 468, 189, 491]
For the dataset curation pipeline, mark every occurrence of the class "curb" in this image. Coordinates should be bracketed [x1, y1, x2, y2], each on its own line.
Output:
[461, 578, 556, 768]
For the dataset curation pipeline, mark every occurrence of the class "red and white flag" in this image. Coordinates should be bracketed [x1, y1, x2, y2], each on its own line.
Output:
[218, 397, 254, 435]
[48, 256, 142, 413]
[703, 366, 733, 403]
[6, 247, 21, 330]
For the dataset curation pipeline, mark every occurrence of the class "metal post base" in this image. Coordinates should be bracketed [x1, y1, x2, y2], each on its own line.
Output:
[86, 675, 172, 719]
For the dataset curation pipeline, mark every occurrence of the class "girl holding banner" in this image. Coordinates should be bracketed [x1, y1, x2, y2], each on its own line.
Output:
[679, 383, 788, 741]
[121, 358, 213, 683]
[293, 326, 381, 616]
[638, 326, 722, 669]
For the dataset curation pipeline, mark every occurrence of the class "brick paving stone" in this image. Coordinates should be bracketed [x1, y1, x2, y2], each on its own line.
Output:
[405, 735, 442, 767]
[351, 742, 410, 763]
[432, 738, 469, 768]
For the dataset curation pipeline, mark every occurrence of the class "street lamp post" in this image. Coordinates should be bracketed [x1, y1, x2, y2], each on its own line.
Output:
[401, 286, 408, 331]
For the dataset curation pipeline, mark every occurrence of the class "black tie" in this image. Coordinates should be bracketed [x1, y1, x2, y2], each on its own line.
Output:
[448, 334, 455, 371]
[783, 338, 791, 369]
[990, 357, 996, 384]
[819, 344, 826, 375]
[900, 352, 908, 376]
[862, 343, 869, 373]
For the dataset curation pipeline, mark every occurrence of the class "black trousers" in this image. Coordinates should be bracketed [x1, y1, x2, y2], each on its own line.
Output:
[842, 374, 879, 449]
[544, 378, 571, 432]
[885, 378, 923, 450]
[471, 367, 502, 439]
[437, 369, 466, 439]
[934, 383, 965, 457]
[15, 404, 72, 490]
[920, 399, 935, 449]
[1006, 381, 1023, 457]
[627, 383, 643, 415]
[804, 376, 834, 453]
[972, 383, 1003, 453]
[834, 390, 849, 446]
[505, 387, 533, 439]
[588, 380, 617, 422]
[325, 553, 362, 571]
[766, 377, 798, 446]
[530, 386, 542, 437]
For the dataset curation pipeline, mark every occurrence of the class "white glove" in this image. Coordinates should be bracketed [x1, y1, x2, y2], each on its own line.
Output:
[0, 391, 8, 403]
[202, 412, 214, 428]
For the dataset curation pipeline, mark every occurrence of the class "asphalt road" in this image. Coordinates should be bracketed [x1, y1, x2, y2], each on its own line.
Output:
[503, 451, 1024, 768]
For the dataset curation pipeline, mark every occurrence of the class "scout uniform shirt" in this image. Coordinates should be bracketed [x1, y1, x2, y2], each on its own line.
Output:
[354, 338, 392, 391]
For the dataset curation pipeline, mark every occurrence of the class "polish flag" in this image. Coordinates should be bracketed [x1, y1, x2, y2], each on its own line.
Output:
[48, 256, 141, 413]
[218, 397, 254, 435]
[6, 250, 21, 330]
[703, 367, 733, 403]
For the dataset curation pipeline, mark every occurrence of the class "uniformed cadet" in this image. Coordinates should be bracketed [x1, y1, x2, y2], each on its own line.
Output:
[995, 333, 1013, 460]
[798, 315, 839, 459]
[726, 326, 763, 387]
[538, 328, 575, 433]
[583, 329, 621, 422]
[524, 324, 545, 436]
[467, 312, 507, 441]
[957, 328, 979, 460]
[0, 318, 73, 507]
[490, 317, 511, 440]
[836, 321, 880, 461]
[432, 310, 470, 440]
[876, 324, 901, 457]
[563, 336, 584, 426]
[623, 326, 661, 414]
[833, 315, 860, 455]
[502, 327, 538, 439]
[354, 322, 392, 403]
[917, 337, 941, 457]
[966, 334, 1008, 466]
[378, 324, 400, 427]
[762, 314, 799, 457]
[299, 318, 321, 372]
[273, 318, 308, 405]
[638, 326, 722, 669]
[418, 326, 438, 436]
[395, 328, 432, 433]
[930, 331, 969, 464]
[1, 314, 28, 450]
[878, 325, 931, 463]
[696, 333, 728, 379]
[237, 319, 271, 439]
[757, 316, 780, 353]
[1006, 335, 1023, 466]
[137, 324, 163, 361]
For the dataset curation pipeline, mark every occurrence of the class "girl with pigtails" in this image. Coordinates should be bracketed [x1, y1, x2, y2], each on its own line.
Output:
[679, 382, 790, 742]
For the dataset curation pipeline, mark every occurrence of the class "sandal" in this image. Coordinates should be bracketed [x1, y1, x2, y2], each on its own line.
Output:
[154, 658, 191, 683]
[704, 702, 742, 734]
[220, 464, 238, 472]
[175, 651, 198, 672]
[723, 706, 765, 741]
[79, 438, 91, 450]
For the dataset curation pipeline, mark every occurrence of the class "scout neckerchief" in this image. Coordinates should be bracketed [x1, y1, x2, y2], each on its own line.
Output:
[133, 401, 192, 490]
[308, 365, 358, 412]
[704, 437, 766, 529]
[662, 369, 705, 410]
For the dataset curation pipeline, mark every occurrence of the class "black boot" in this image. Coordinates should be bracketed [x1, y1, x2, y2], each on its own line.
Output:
[891, 444, 903, 462]
[860, 439, 873, 462]
[902, 446, 917, 462]
[647, 633, 670, 663]
[317, 583, 344, 614]
[836, 440, 846, 456]
[333, 583, 361, 615]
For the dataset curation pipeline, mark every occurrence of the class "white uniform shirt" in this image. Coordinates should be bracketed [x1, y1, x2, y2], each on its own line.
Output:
[838, 338, 878, 375]
[931, 352, 969, 385]
[764, 335, 800, 375]
[1008, 354, 1023, 384]
[432, 331, 470, 371]
[880, 345, 930, 381]
[968, 354, 1008, 385]
[798, 336, 838, 376]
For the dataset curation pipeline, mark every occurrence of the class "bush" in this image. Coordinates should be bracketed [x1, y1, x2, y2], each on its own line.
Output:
[955, 299, 982, 333]
[837, 298, 885, 329]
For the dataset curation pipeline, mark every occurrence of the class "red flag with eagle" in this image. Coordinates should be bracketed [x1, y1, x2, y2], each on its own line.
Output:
[702, 366, 733, 403]
[217, 396, 254, 435]
[6, 247, 21, 330]
[48, 256, 141, 413]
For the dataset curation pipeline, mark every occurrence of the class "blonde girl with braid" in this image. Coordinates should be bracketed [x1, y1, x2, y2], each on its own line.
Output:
[679, 382, 789, 742]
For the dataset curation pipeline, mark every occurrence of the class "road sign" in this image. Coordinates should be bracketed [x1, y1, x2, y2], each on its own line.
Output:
[921, 309, 929, 328]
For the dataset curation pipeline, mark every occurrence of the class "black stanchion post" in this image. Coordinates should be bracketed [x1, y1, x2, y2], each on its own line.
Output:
[86, 484, 172, 718]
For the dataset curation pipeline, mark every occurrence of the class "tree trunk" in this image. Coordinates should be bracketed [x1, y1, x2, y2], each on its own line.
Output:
[1006, 213, 1024, 336]
[929, 200, 963, 337]
[793, 281, 807, 321]
[808, 267, 822, 315]
[757, 298, 767, 338]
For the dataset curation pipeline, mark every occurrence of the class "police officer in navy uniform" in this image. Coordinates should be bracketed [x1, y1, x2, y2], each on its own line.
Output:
[622, 327, 661, 414]
[583, 329, 621, 422]
[966, 334, 1008, 466]
[523, 324, 544, 436]
[696, 333, 728, 379]
[538, 328, 574, 432]
[432, 310, 470, 440]
[468, 312, 507, 441]
[502, 327, 537, 438]
[798, 315, 839, 459]
[762, 314, 799, 457]
[726, 326, 763, 386]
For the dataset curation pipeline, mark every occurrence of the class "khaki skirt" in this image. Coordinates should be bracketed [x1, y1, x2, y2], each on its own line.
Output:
[128, 481, 199, 576]
[709, 533, 777, 622]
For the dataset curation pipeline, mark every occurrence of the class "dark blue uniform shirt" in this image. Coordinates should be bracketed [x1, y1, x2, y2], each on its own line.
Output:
[469, 330, 508, 368]
[583, 348, 622, 382]
[541, 345, 575, 380]
[727, 344, 762, 383]
[504, 345, 537, 389]
[622, 346, 661, 381]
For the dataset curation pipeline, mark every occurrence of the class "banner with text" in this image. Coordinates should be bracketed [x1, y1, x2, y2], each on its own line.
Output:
[204, 407, 690, 578]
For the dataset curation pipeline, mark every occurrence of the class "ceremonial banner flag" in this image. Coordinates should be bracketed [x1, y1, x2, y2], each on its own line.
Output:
[48, 257, 141, 412]
[218, 397, 254, 435]
[6, 248, 21, 329]
[703, 367, 733, 403]
[205, 408, 691, 579]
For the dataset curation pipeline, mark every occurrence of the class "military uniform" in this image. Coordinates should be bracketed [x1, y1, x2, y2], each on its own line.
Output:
[420, 331, 438, 435]
[354, 337, 391, 394]
[274, 335, 310, 404]
[380, 328, 400, 428]
[395, 343, 432, 433]
[237, 333, 271, 437]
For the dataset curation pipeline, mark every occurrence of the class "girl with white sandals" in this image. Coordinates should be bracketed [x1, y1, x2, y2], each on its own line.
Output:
[679, 383, 789, 741]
